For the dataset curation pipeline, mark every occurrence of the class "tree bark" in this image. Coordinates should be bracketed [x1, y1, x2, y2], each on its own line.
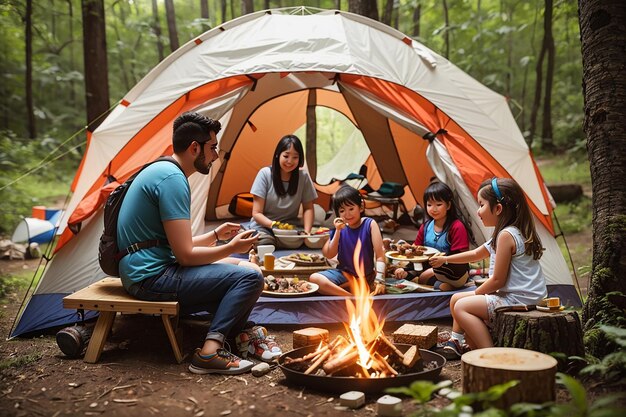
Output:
[306, 90, 317, 181]
[241, 0, 254, 15]
[348, 0, 379, 21]
[200, 0, 211, 31]
[164, 0, 179, 52]
[25, 0, 36, 138]
[81, 0, 110, 132]
[462, 348, 557, 409]
[529, 6, 547, 147]
[66, 0, 76, 105]
[412, 2, 421, 38]
[151, 0, 164, 62]
[382, 0, 394, 26]
[220, 0, 227, 23]
[494, 310, 584, 364]
[541, 0, 555, 151]
[579, 0, 626, 358]
[442, 0, 450, 59]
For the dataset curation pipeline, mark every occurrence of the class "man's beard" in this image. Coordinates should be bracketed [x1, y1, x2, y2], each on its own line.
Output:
[194, 148, 212, 175]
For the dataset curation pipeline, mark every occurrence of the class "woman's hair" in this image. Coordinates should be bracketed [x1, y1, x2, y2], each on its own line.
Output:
[271, 135, 305, 197]
[422, 180, 462, 234]
[332, 185, 363, 216]
[478, 177, 543, 260]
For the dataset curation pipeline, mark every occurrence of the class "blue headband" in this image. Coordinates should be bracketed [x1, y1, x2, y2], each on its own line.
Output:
[492, 178, 503, 202]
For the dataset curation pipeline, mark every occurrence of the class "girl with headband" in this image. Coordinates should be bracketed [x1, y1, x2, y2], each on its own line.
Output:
[429, 177, 547, 360]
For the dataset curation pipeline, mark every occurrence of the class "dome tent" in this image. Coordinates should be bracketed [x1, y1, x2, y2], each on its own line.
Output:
[10, 8, 579, 337]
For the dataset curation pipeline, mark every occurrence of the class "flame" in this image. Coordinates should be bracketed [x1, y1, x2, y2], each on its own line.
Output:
[342, 240, 386, 375]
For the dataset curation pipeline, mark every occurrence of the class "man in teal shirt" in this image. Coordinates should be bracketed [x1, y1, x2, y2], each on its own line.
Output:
[119, 112, 281, 375]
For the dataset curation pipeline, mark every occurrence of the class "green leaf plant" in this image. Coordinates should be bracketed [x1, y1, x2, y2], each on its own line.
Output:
[387, 372, 624, 417]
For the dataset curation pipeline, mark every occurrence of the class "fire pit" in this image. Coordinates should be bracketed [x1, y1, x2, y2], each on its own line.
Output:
[278, 343, 446, 393]
[277, 241, 446, 393]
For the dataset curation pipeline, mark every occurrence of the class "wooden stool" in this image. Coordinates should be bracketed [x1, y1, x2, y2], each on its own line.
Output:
[63, 277, 182, 364]
[493, 310, 584, 359]
[462, 347, 557, 408]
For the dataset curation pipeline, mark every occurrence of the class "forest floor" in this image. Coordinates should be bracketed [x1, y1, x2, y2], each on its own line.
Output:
[0, 224, 616, 417]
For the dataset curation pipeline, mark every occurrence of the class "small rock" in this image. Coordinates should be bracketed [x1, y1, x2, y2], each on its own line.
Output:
[339, 391, 365, 409]
[251, 362, 271, 377]
[89, 402, 98, 408]
[376, 395, 402, 417]
[220, 411, 231, 416]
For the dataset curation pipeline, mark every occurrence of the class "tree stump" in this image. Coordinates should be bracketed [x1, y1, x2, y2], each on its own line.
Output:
[493, 310, 584, 365]
[462, 347, 557, 408]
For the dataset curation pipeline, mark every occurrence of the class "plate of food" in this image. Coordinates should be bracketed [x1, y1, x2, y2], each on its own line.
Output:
[262, 276, 319, 297]
[283, 253, 327, 266]
[385, 249, 438, 263]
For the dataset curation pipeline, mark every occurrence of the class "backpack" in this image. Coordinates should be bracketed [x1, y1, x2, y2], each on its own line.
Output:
[98, 156, 182, 277]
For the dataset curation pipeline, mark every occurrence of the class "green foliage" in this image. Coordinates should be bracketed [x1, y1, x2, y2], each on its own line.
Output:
[537, 156, 591, 186]
[0, 352, 42, 371]
[580, 324, 626, 384]
[0, 130, 75, 235]
[554, 197, 592, 235]
[389, 373, 624, 417]
[0, 270, 33, 299]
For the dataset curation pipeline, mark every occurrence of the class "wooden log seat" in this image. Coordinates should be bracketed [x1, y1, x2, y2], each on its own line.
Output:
[63, 277, 182, 364]
[493, 310, 584, 360]
[462, 347, 558, 409]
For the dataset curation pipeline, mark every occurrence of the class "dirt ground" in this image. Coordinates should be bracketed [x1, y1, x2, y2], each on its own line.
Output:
[0, 226, 609, 417]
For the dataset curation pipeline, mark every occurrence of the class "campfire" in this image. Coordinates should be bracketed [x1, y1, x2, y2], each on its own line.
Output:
[283, 241, 423, 378]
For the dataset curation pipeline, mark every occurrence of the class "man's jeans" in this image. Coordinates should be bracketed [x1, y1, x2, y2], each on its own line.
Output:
[127, 263, 263, 345]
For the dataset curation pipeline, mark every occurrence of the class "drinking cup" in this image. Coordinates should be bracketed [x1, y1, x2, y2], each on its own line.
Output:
[546, 297, 560, 307]
[264, 254, 275, 270]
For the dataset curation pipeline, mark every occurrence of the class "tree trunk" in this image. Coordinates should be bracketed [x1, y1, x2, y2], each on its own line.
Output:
[200, 0, 211, 31]
[529, 8, 547, 147]
[164, 0, 179, 52]
[306, 90, 317, 181]
[335, 0, 341, 10]
[81, 0, 110, 132]
[221, 0, 227, 23]
[25, 0, 36, 138]
[151, 0, 164, 62]
[412, 2, 421, 38]
[241, 0, 254, 15]
[494, 310, 584, 367]
[110, 4, 131, 92]
[462, 348, 557, 409]
[66, 0, 76, 105]
[442, 0, 450, 59]
[382, 0, 394, 26]
[520, 4, 540, 134]
[579, 0, 626, 358]
[541, 0, 555, 151]
[348, 0, 379, 21]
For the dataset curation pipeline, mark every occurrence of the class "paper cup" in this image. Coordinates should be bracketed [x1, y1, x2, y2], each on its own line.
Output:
[257, 245, 275, 260]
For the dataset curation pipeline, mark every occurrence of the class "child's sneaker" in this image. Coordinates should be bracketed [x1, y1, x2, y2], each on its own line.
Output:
[235, 326, 282, 362]
[188, 348, 254, 375]
[441, 339, 463, 360]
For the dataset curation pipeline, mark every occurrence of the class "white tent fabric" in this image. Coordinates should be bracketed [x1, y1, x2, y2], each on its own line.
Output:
[11, 8, 579, 338]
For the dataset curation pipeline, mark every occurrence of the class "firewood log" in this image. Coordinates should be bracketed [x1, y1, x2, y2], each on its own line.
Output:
[402, 345, 422, 369]
[323, 349, 359, 374]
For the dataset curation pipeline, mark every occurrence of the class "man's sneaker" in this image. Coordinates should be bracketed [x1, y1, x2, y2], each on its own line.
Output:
[441, 339, 463, 360]
[235, 326, 282, 362]
[188, 348, 254, 375]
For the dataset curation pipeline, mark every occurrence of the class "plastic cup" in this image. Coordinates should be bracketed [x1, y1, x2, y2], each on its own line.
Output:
[264, 254, 275, 270]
